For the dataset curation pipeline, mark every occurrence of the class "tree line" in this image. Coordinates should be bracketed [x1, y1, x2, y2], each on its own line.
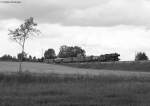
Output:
[0, 46, 149, 62]
[0, 53, 44, 62]
[44, 45, 149, 62]
[44, 45, 120, 62]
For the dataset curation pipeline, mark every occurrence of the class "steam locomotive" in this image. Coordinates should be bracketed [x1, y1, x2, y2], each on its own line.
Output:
[44, 53, 120, 64]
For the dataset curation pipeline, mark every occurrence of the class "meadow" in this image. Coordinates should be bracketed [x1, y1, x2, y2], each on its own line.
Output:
[0, 62, 150, 106]
[61, 60, 150, 72]
[1, 72, 150, 106]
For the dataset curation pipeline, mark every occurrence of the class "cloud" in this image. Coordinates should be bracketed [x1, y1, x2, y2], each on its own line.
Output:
[1, 0, 150, 27]
[0, 0, 107, 22]
[66, 0, 150, 26]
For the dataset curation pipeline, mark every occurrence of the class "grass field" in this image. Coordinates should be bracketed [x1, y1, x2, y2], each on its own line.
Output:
[1, 61, 150, 77]
[61, 60, 150, 72]
[1, 62, 150, 106]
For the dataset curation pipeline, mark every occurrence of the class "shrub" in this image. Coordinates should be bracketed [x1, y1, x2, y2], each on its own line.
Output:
[135, 52, 148, 61]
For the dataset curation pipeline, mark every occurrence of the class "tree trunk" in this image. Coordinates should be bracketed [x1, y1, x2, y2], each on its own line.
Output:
[18, 45, 24, 73]
[18, 52, 23, 73]
[19, 61, 22, 73]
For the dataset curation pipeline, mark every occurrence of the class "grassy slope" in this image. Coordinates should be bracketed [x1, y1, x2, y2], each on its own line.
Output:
[1, 62, 150, 105]
[0, 73, 150, 106]
[61, 61, 150, 72]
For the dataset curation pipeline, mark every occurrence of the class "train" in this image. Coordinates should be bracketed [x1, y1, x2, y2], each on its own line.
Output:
[44, 56, 98, 64]
[44, 53, 120, 64]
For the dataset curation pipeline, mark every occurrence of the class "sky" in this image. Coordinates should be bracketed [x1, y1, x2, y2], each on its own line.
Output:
[0, 0, 150, 60]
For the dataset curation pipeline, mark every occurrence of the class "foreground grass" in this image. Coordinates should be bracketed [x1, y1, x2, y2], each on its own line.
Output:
[0, 72, 150, 106]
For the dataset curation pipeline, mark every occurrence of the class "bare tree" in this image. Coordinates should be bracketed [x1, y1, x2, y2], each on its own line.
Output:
[8, 17, 40, 72]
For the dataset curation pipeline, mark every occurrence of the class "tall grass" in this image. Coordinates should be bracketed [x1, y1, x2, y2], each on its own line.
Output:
[0, 71, 150, 83]
[0, 72, 150, 106]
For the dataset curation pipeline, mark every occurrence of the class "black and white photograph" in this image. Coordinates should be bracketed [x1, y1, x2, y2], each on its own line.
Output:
[0, 0, 150, 106]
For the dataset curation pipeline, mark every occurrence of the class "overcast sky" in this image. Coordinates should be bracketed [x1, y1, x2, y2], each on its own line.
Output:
[0, 0, 150, 60]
